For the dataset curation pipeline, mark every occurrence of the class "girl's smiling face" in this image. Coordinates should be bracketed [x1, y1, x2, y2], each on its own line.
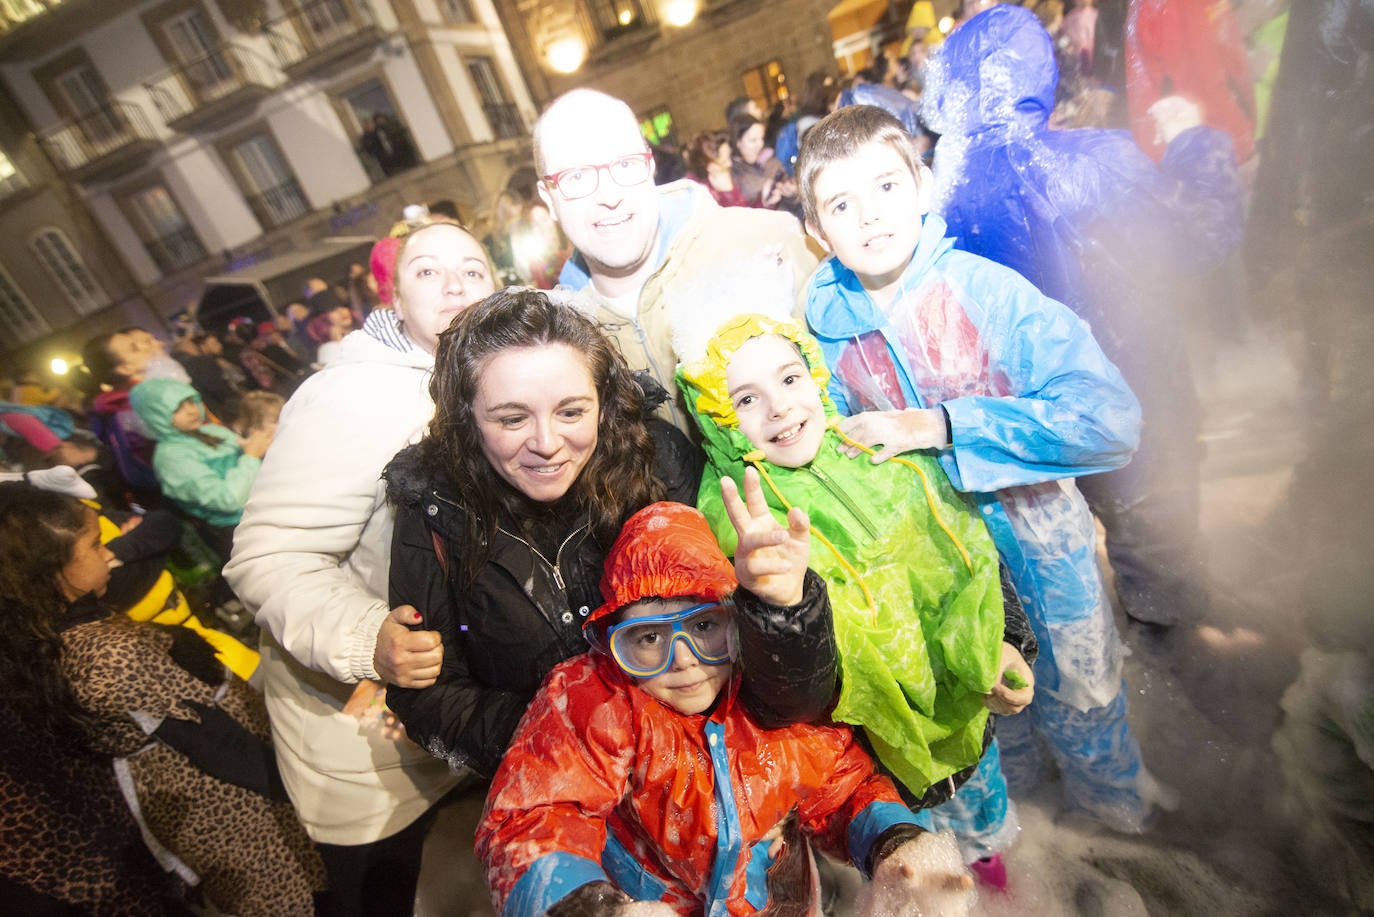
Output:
[726, 334, 827, 468]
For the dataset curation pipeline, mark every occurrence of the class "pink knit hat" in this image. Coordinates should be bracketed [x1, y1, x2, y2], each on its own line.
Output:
[369, 236, 402, 307]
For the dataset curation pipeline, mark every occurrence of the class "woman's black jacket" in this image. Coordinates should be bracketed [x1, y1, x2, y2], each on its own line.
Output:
[382, 427, 838, 779]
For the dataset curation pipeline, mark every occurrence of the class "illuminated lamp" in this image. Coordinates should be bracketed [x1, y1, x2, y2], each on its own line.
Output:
[663, 0, 696, 26]
[546, 37, 586, 74]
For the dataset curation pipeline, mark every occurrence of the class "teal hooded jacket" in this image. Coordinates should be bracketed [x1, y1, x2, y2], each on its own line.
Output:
[678, 314, 1006, 796]
[129, 378, 260, 527]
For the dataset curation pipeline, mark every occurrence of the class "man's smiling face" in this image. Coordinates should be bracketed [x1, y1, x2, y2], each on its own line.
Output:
[536, 94, 661, 287]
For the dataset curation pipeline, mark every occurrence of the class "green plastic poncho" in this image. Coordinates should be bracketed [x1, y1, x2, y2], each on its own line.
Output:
[678, 313, 1005, 795]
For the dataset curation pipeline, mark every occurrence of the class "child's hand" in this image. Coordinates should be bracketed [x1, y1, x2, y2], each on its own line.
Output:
[721, 468, 809, 607]
[855, 831, 975, 917]
[238, 425, 274, 459]
[838, 408, 948, 462]
[617, 903, 677, 916]
[343, 680, 411, 743]
[1148, 95, 1203, 146]
[985, 642, 1034, 716]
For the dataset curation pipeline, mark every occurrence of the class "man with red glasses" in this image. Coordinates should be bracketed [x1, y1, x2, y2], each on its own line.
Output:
[533, 88, 818, 431]
[477, 499, 976, 916]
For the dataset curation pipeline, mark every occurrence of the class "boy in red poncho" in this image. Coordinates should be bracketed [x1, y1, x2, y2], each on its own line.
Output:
[476, 487, 976, 916]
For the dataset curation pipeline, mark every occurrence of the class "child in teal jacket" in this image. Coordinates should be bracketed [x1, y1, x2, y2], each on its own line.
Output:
[129, 378, 270, 555]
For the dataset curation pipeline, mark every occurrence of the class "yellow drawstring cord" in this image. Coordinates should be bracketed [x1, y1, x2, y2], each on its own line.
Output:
[743, 450, 879, 625]
[830, 427, 975, 575]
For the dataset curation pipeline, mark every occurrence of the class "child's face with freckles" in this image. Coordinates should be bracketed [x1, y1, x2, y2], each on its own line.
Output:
[726, 334, 827, 469]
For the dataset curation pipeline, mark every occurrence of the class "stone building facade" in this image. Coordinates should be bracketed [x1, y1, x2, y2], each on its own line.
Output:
[495, 0, 846, 144]
[0, 0, 538, 369]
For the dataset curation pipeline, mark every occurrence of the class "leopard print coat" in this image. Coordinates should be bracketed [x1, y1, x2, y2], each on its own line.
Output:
[61, 615, 325, 916]
[0, 701, 168, 913]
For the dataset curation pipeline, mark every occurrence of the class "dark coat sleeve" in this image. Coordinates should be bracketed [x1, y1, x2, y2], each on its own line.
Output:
[103, 508, 182, 563]
[384, 503, 535, 778]
[734, 568, 839, 729]
[153, 700, 287, 801]
[998, 558, 1037, 665]
[647, 417, 703, 506]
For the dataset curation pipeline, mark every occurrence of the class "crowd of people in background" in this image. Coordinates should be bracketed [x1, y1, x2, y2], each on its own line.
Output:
[3, 0, 1367, 913]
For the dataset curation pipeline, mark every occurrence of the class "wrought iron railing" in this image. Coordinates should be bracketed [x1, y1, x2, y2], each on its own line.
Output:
[245, 178, 310, 228]
[144, 226, 206, 273]
[266, 0, 378, 69]
[143, 44, 276, 124]
[38, 101, 158, 172]
[483, 102, 524, 140]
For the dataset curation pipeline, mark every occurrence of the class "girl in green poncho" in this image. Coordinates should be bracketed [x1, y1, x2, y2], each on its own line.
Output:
[677, 309, 1036, 865]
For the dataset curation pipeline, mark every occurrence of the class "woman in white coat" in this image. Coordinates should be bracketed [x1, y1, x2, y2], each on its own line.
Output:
[224, 219, 495, 916]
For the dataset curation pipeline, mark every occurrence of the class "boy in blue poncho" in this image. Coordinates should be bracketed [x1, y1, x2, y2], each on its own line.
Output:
[796, 103, 1177, 834]
[921, 4, 1244, 632]
[671, 266, 1037, 875]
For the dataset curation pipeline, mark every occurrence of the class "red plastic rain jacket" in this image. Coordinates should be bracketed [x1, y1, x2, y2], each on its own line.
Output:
[1126, 0, 1255, 162]
[477, 650, 917, 916]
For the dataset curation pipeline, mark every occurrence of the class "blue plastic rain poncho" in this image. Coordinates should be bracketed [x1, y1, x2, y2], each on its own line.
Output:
[838, 83, 925, 140]
[806, 210, 1166, 832]
[921, 4, 1242, 628]
[922, 4, 1241, 361]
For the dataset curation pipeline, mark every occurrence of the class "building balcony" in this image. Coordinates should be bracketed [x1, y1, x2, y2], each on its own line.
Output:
[144, 226, 207, 274]
[244, 178, 310, 229]
[37, 101, 161, 183]
[483, 102, 524, 140]
[267, 0, 384, 79]
[143, 45, 276, 134]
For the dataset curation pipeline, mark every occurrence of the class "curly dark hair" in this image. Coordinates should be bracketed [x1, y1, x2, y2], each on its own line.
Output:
[0, 483, 99, 747]
[423, 288, 663, 586]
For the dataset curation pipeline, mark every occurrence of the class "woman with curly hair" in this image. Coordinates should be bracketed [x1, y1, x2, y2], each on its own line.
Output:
[382, 287, 702, 779]
[0, 482, 324, 914]
[0, 484, 168, 912]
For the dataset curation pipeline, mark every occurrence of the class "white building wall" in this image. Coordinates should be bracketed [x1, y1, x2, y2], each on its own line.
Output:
[83, 16, 167, 95]
[470, 0, 506, 31]
[85, 194, 161, 287]
[384, 52, 454, 159]
[0, 12, 177, 140]
[410, 0, 443, 24]
[0, 63, 58, 127]
[367, 0, 402, 31]
[162, 143, 263, 252]
[488, 40, 537, 123]
[432, 44, 493, 144]
[267, 86, 372, 207]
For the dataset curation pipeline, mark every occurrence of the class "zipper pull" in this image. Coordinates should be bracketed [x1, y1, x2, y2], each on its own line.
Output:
[551, 565, 565, 590]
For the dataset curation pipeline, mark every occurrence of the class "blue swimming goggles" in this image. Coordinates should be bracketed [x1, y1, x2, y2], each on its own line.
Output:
[600, 602, 737, 678]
